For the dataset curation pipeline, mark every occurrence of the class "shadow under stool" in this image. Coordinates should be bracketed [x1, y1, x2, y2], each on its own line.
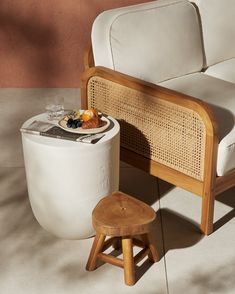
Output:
[86, 191, 160, 286]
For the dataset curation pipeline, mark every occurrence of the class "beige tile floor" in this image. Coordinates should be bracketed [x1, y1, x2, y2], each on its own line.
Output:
[1, 164, 235, 294]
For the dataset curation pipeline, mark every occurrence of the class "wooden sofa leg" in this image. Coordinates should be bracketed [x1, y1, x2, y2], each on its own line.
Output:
[200, 189, 215, 235]
[200, 139, 217, 236]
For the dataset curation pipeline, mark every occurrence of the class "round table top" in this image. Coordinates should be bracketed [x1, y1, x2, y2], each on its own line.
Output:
[21, 113, 120, 147]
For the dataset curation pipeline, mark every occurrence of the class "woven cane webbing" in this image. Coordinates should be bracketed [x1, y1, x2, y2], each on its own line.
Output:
[87, 76, 206, 180]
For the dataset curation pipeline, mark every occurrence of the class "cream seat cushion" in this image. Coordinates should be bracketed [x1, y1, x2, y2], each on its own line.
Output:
[205, 58, 235, 84]
[160, 73, 235, 176]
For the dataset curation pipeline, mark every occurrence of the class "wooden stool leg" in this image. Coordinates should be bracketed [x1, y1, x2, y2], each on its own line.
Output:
[86, 233, 106, 271]
[112, 237, 121, 250]
[141, 233, 160, 263]
[122, 237, 135, 286]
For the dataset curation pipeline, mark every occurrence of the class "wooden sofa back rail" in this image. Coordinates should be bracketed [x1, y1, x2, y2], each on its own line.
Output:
[84, 43, 94, 71]
[81, 67, 218, 188]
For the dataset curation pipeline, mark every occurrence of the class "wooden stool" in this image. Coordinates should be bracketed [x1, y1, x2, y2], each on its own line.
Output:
[86, 191, 159, 286]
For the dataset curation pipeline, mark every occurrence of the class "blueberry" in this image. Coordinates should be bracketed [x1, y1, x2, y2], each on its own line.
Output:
[71, 122, 77, 129]
[77, 120, 82, 127]
[74, 119, 82, 128]
[66, 121, 72, 128]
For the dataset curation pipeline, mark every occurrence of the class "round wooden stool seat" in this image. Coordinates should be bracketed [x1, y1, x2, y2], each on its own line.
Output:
[86, 191, 160, 286]
[93, 191, 156, 236]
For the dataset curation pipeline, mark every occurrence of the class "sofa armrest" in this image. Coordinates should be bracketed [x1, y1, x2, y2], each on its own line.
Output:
[81, 66, 218, 183]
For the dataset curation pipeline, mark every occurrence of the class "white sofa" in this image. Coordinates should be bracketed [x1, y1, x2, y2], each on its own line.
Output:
[81, 0, 235, 235]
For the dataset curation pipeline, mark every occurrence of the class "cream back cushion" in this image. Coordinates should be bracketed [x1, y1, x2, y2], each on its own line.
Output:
[92, 0, 203, 84]
[194, 0, 235, 67]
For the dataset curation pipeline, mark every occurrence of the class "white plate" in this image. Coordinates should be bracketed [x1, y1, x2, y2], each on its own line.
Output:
[58, 116, 110, 134]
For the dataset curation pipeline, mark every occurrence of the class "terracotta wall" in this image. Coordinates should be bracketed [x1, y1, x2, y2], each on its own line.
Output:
[0, 0, 150, 88]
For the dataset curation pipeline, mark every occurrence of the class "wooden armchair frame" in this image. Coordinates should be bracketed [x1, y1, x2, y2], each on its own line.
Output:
[81, 47, 235, 235]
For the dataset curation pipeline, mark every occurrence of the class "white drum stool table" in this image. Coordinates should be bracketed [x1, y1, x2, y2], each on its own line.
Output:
[21, 113, 120, 239]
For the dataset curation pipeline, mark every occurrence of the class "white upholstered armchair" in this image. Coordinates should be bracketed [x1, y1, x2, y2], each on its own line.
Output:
[81, 0, 235, 235]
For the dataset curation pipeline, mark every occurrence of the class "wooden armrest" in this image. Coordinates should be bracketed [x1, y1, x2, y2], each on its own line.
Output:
[81, 66, 218, 183]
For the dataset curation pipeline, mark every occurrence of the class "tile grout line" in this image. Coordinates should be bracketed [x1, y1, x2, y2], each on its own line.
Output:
[156, 178, 170, 294]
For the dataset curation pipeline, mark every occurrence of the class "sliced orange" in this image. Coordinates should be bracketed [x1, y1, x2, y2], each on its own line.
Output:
[82, 108, 98, 122]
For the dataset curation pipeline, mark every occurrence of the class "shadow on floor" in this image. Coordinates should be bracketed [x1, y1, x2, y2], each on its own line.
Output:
[158, 208, 203, 254]
[0, 168, 64, 277]
[158, 179, 235, 234]
[190, 257, 235, 293]
[119, 167, 203, 258]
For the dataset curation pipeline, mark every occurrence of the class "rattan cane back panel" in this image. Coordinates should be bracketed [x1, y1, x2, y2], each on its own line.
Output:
[87, 76, 206, 180]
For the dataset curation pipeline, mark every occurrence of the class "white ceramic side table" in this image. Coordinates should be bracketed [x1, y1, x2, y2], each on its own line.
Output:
[21, 113, 120, 240]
